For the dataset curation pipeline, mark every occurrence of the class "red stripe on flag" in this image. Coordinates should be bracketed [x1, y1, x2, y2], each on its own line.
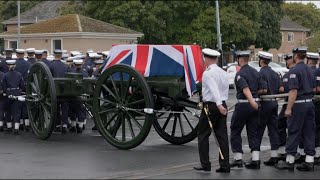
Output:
[107, 49, 130, 67]
[172, 45, 184, 54]
[191, 45, 204, 82]
[135, 45, 149, 75]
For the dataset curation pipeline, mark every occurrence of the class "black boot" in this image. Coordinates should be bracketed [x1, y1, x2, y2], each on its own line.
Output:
[6, 128, 12, 133]
[76, 126, 83, 133]
[92, 126, 97, 131]
[295, 154, 306, 164]
[69, 126, 76, 132]
[296, 162, 314, 171]
[193, 166, 211, 172]
[216, 167, 230, 173]
[82, 124, 86, 130]
[314, 157, 320, 165]
[245, 160, 260, 169]
[264, 157, 278, 166]
[230, 159, 243, 168]
[0, 126, 3, 132]
[19, 124, 24, 131]
[61, 127, 67, 134]
[275, 160, 294, 171]
[54, 126, 61, 132]
[13, 129, 19, 135]
[278, 154, 286, 162]
[25, 125, 30, 132]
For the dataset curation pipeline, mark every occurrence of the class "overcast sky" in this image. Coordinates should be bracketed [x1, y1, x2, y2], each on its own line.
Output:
[286, 1, 320, 8]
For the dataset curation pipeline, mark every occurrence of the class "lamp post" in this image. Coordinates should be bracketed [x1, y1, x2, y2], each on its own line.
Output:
[17, 0, 20, 49]
[216, 0, 223, 67]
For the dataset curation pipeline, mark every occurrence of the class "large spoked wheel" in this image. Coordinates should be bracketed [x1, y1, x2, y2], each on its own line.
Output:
[153, 90, 201, 145]
[26, 62, 57, 140]
[93, 64, 154, 150]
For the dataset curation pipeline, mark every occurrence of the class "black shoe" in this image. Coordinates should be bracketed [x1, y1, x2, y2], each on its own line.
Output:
[230, 159, 243, 168]
[6, 128, 12, 133]
[92, 126, 97, 131]
[19, 125, 24, 131]
[25, 126, 30, 132]
[193, 166, 211, 172]
[82, 124, 85, 130]
[13, 129, 19, 135]
[0, 126, 3, 132]
[264, 157, 278, 166]
[61, 127, 67, 134]
[278, 154, 286, 162]
[296, 162, 314, 171]
[69, 126, 76, 132]
[275, 160, 294, 171]
[295, 154, 306, 164]
[216, 167, 230, 173]
[54, 126, 61, 132]
[314, 157, 320, 165]
[76, 126, 83, 133]
[245, 160, 260, 169]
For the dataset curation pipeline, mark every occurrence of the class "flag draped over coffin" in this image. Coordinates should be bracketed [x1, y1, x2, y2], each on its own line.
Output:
[102, 44, 204, 96]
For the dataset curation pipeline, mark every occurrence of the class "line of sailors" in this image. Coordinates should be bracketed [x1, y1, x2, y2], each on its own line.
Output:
[0, 48, 109, 134]
[230, 47, 320, 172]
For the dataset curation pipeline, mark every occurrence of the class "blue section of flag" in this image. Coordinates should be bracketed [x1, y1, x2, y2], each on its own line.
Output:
[120, 53, 133, 65]
[149, 48, 184, 77]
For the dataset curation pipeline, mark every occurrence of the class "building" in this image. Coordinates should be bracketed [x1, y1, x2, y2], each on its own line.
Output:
[0, 14, 143, 54]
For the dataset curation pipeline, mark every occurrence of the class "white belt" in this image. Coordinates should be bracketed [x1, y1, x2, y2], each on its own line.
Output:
[295, 99, 313, 103]
[238, 98, 260, 103]
[261, 98, 277, 102]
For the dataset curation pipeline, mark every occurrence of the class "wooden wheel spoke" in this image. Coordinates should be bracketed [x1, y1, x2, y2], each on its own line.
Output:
[121, 114, 126, 142]
[41, 103, 51, 129]
[171, 115, 177, 136]
[33, 73, 40, 91]
[127, 108, 145, 116]
[162, 113, 173, 131]
[126, 98, 145, 107]
[108, 75, 121, 100]
[123, 75, 132, 100]
[104, 112, 118, 127]
[111, 116, 121, 138]
[30, 82, 39, 94]
[98, 97, 118, 106]
[178, 115, 185, 136]
[125, 111, 142, 130]
[119, 72, 124, 99]
[102, 84, 120, 102]
[99, 107, 118, 115]
[127, 85, 141, 102]
[126, 114, 135, 138]
[157, 106, 172, 118]
[183, 113, 194, 130]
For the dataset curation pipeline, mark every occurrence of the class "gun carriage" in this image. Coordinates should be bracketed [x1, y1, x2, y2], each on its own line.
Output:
[24, 44, 204, 149]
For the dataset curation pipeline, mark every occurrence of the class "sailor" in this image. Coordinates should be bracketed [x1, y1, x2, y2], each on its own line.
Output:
[256, 51, 281, 166]
[68, 59, 88, 133]
[26, 48, 36, 64]
[0, 48, 13, 73]
[306, 52, 319, 72]
[41, 49, 52, 68]
[230, 51, 267, 169]
[275, 47, 316, 171]
[66, 56, 76, 72]
[50, 49, 69, 133]
[193, 48, 230, 173]
[101, 51, 110, 70]
[84, 52, 96, 77]
[92, 59, 104, 77]
[34, 50, 44, 62]
[277, 54, 295, 161]
[14, 49, 31, 131]
[2, 60, 24, 135]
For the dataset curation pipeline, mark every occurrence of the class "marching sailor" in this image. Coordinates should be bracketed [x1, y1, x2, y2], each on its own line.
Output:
[257, 51, 281, 166]
[26, 48, 36, 64]
[194, 48, 230, 173]
[0, 48, 12, 73]
[275, 47, 316, 171]
[230, 51, 267, 169]
[2, 60, 25, 135]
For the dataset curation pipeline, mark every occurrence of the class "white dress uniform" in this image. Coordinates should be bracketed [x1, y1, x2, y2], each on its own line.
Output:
[194, 48, 230, 173]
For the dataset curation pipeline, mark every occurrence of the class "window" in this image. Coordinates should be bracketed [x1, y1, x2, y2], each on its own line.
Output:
[288, 32, 294, 42]
[8, 40, 17, 50]
[52, 39, 62, 52]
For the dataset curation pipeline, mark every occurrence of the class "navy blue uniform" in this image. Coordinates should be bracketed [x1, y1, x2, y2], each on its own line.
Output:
[27, 58, 36, 65]
[258, 66, 281, 151]
[15, 58, 31, 121]
[42, 58, 52, 69]
[50, 60, 69, 126]
[286, 61, 315, 157]
[83, 58, 95, 76]
[2, 70, 24, 124]
[231, 64, 266, 153]
[0, 57, 10, 73]
[313, 68, 320, 149]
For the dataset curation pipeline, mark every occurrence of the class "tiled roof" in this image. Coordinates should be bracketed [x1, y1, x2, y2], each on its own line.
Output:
[2, 14, 142, 34]
[280, 17, 310, 32]
[2, 1, 67, 24]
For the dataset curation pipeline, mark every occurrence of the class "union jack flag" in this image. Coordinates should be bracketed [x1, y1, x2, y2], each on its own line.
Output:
[102, 44, 204, 96]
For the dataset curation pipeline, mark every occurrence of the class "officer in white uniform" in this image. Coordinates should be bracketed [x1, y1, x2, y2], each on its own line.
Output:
[194, 48, 230, 173]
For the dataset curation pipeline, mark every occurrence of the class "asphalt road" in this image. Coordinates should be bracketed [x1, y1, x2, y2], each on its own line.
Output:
[0, 89, 319, 179]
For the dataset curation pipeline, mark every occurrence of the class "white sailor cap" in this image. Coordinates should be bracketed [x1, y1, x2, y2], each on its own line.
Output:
[70, 51, 81, 56]
[284, 54, 293, 61]
[62, 53, 69, 58]
[87, 49, 94, 53]
[73, 59, 84, 65]
[66, 57, 74, 62]
[202, 48, 220, 57]
[42, 49, 48, 53]
[102, 51, 110, 56]
[34, 50, 44, 55]
[62, 50, 68, 53]
[235, 51, 251, 57]
[88, 52, 98, 58]
[15, 49, 26, 54]
[95, 54, 102, 59]
[258, 51, 273, 61]
[54, 49, 62, 54]
[306, 52, 319, 60]
[94, 60, 104, 64]
[26, 48, 35, 53]
[6, 59, 16, 65]
[292, 47, 307, 53]
[4, 48, 13, 52]
[47, 55, 54, 61]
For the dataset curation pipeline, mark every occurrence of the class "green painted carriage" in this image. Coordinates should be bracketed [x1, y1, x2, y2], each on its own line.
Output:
[25, 45, 203, 149]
